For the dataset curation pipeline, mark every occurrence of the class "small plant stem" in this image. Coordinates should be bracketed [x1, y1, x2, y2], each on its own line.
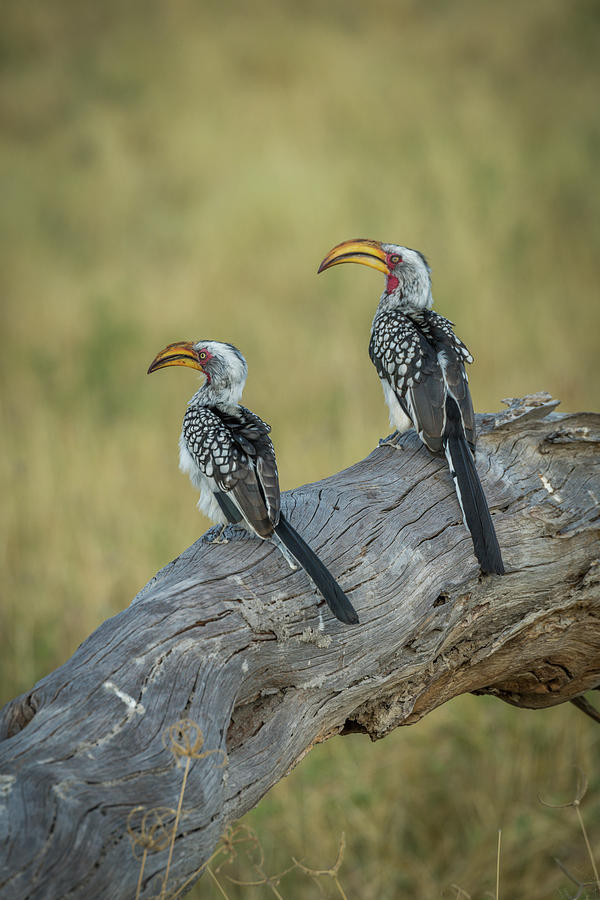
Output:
[334, 875, 349, 900]
[575, 804, 600, 890]
[266, 881, 284, 900]
[496, 829, 501, 900]
[135, 848, 148, 900]
[207, 866, 230, 899]
[253, 868, 285, 900]
[161, 756, 191, 900]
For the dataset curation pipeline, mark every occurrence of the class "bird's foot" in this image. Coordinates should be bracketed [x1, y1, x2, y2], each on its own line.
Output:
[208, 524, 229, 544]
[379, 431, 404, 449]
[282, 551, 299, 572]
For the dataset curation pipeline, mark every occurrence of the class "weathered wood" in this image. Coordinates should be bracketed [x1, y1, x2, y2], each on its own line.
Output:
[1, 394, 599, 899]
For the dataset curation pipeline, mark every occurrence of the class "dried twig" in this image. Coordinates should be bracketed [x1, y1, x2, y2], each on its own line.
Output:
[540, 769, 600, 895]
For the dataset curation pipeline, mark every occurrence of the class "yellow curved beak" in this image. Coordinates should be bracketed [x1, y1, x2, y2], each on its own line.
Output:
[317, 239, 390, 276]
[147, 341, 203, 374]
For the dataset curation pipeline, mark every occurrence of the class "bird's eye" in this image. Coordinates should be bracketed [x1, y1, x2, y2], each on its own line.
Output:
[389, 254, 402, 265]
[198, 351, 207, 360]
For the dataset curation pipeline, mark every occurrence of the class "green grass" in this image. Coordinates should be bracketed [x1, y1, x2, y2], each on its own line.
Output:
[1, 1, 599, 896]
[206, 696, 600, 899]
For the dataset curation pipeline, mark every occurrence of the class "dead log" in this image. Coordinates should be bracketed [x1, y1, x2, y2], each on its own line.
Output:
[1, 393, 599, 899]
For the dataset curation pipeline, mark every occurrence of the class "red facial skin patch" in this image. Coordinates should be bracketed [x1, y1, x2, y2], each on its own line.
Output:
[198, 348, 214, 381]
[386, 274, 399, 293]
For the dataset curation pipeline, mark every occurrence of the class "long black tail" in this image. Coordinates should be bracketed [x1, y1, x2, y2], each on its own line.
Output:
[444, 397, 505, 575]
[274, 514, 359, 624]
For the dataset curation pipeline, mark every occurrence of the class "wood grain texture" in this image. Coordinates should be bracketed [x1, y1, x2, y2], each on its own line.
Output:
[1, 394, 599, 899]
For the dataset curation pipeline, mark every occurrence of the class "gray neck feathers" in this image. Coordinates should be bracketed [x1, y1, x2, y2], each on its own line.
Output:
[189, 380, 244, 409]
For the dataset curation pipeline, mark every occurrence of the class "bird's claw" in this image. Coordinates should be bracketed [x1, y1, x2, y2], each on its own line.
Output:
[379, 431, 404, 449]
[208, 525, 229, 544]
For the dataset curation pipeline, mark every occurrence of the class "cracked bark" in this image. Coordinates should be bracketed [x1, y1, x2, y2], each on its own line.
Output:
[1, 393, 599, 899]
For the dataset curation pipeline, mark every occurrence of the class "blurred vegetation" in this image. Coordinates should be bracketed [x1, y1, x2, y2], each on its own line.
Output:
[1, 0, 599, 897]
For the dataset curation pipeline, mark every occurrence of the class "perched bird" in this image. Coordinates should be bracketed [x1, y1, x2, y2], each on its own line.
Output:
[318, 240, 504, 575]
[148, 339, 359, 624]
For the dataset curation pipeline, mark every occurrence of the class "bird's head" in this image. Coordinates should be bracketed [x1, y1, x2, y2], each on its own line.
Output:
[318, 239, 432, 310]
[147, 339, 247, 404]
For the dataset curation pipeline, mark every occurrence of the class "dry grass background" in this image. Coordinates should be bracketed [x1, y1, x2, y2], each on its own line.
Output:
[1, 0, 599, 896]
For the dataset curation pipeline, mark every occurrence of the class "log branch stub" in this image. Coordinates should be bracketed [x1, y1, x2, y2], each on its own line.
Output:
[1, 393, 599, 899]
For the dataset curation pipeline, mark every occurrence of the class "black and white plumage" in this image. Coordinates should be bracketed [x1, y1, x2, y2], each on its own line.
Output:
[318, 240, 504, 575]
[148, 339, 359, 624]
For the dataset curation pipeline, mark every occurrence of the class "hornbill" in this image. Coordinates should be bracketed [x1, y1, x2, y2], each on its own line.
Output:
[147, 339, 359, 624]
[318, 240, 504, 575]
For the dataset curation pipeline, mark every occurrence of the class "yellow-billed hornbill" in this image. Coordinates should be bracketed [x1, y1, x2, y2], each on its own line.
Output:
[318, 240, 504, 575]
[148, 339, 359, 624]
